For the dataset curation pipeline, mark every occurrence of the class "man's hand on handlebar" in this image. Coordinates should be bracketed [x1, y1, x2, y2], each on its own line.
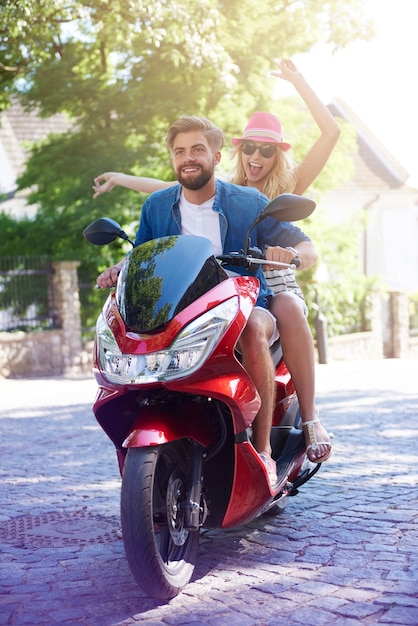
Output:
[96, 263, 123, 288]
[264, 245, 300, 271]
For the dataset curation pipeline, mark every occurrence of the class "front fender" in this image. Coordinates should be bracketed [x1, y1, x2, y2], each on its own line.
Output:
[122, 404, 214, 448]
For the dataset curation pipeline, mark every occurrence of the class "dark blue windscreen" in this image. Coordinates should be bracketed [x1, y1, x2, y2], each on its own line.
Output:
[116, 235, 228, 333]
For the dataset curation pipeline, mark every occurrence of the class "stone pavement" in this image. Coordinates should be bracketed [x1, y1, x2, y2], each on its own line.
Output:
[0, 358, 417, 625]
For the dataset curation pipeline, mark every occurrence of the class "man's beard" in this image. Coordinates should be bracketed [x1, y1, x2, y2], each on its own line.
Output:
[176, 164, 214, 190]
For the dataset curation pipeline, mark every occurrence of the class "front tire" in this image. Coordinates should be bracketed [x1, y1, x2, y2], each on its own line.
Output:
[121, 442, 200, 600]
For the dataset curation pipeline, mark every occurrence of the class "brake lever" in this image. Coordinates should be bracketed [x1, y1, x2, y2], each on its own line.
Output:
[218, 252, 296, 270]
[246, 246, 300, 269]
[243, 258, 297, 270]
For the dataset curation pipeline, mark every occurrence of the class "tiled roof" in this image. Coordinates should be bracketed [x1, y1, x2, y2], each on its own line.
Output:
[328, 98, 410, 192]
[0, 98, 71, 188]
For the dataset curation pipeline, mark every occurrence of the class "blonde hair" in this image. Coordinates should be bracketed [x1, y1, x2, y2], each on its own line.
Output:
[166, 116, 225, 153]
[229, 144, 297, 198]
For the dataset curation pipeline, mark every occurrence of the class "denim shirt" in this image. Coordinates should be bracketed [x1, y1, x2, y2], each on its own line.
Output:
[135, 179, 311, 307]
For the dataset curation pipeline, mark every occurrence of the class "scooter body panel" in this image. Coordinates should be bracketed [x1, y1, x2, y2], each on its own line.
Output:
[221, 441, 277, 527]
[121, 405, 214, 449]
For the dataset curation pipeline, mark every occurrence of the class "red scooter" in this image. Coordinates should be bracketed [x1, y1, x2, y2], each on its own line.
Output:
[83, 193, 321, 600]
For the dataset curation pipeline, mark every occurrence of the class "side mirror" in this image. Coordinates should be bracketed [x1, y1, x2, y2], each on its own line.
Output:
[253, 193, 316, 226]
[83, 217, 134, 246]
[244, 193, 316, 254]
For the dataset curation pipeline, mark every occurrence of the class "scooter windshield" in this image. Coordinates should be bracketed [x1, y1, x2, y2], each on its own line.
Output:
[116, 235, 229, 333]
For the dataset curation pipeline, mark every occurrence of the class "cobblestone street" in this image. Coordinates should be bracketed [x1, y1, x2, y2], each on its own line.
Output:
[1, 358, 417, 625]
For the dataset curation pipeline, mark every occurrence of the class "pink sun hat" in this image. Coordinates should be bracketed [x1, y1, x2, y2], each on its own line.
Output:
[231, 111, 291, 151]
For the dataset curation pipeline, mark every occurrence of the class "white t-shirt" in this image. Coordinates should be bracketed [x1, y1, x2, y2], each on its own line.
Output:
[179, 191, 222, 256]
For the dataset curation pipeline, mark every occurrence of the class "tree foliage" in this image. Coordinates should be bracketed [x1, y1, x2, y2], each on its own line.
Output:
[0, 0, 376, 334]
[298, 206, 382, 338]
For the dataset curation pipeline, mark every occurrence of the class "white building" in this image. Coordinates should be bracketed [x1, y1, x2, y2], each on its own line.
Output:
[0, 98, 70, 218]
[325, 99, 418, 293]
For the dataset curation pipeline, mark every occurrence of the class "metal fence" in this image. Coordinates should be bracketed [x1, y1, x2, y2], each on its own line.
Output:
[77, 268, 108, 338]
[0, 256, 57, 332]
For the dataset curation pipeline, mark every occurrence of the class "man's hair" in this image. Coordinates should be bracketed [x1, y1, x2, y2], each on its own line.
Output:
[166, 116, 224, 153]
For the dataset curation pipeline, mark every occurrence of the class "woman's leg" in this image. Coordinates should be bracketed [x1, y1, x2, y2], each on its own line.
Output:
[270, 291, 331, 462]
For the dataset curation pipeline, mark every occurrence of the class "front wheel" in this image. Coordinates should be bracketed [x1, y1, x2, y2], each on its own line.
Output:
[121, 442, 200, 600]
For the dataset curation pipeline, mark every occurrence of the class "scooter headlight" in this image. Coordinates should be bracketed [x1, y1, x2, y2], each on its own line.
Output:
[96, 297, 239, 384]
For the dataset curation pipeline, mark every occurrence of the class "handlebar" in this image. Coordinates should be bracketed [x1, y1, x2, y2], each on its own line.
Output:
[217, 252, 300, 271]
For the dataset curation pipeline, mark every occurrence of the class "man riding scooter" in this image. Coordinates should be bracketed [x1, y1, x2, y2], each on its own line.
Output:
[96, 115, 332, 487]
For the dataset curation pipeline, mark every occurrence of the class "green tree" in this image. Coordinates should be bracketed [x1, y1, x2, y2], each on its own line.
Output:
[299, 206, 382, 338]
[1, 0, 375, 334]
[2, 0, 373, 245]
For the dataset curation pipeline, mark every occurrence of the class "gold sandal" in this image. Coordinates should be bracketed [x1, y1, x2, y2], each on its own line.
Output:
[302, 416, 332, 463]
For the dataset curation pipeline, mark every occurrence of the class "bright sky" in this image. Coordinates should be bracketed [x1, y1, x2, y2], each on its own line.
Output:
[275, 0, 418, 188]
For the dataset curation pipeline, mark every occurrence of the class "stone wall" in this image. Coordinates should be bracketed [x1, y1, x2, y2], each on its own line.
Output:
[0, 261, 87, 378]
[325, 331, 382, 362]
[384, 291, 410, 358]
[317, 293, 384, 362]
[316, 291, 418, 362]
[1, 270, 417, 378]
[0, 329, 93, 378]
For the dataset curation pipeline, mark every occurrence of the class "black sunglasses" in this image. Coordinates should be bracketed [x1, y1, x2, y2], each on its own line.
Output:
[240, 141, 277, 158]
